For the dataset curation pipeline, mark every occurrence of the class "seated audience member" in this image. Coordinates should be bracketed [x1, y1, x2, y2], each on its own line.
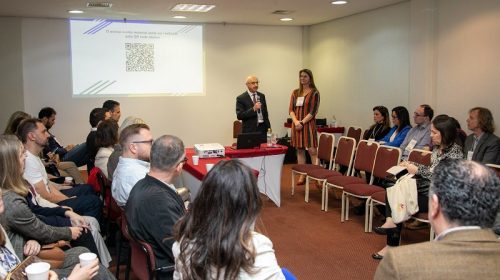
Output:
[3, 111, 30, 135]
[86, 108, 111, 173]
[375, 159, 500, 279]
[39, 107, 88, 167]
[102, 100, 121, 123]
[373, 115, 463, 259]
[173, 159, 285, 280]
[464, 107, 500, 164]
[107, 116, 145, 179]
[94, 120, 119, 179]
[399, 104, 434, 160]
[0, 135, 114, 279]
[126, 135, 187, 279]
[0, 204, 106, 280]
[17, 119, 101, 219]
[363, 106, 391, 141]
[112, 123, 151, 207]
[379, 106, 411, 147]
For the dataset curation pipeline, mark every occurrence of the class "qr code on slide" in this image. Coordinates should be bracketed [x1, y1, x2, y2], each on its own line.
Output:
[125, 43, 154, 72]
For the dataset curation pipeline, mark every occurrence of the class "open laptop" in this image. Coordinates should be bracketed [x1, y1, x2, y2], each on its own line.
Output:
[235, 132, 264, 149]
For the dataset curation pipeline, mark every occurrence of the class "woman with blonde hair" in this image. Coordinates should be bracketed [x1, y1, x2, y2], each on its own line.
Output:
[0, 135, 114, 277]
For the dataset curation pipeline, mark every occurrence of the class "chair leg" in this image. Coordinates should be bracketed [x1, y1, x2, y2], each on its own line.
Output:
[324, 185, 329, 212]
[430, 226, 435, 241]
[345, 194, 350, 221]
[321, 182, 325, 210]
[291, 172, 295, 196]
[341, 192, 346, 222]
[305, 176, 309, 202]
[364, 198, 371, 232]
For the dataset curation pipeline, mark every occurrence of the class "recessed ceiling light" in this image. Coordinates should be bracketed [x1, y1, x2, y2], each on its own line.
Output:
[173, 16, 187, 19]
[280, 18, 293, 22]
[68, 10, 84, 14]
[331, 1, 348, 4]
[171, 4, 216, 12]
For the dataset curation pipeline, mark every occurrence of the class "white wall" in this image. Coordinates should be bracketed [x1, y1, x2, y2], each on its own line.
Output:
[19, 19, 302, 146]
[435, 0, 500, 129]
[307, 2, 410, 130]
[0, 17, 24, 127]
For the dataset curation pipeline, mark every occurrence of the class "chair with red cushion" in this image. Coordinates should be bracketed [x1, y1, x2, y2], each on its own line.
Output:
[346, 126, 363, 147]
[323, 140, 380, 214]
[407, 148, 432, 166]
[122, 213, 175, 280]
[366, 190, 386, 233]
[342, 145, 401, 230]
[291, 133, 335, 199]
[305, 136, 356, 209]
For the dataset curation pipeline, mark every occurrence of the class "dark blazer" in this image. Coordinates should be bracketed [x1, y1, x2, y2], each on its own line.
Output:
[463, 132, 500, 164]
[236, 91, 270, 134]
[374, 229, 500, 280]
[126, 175, 186, 279]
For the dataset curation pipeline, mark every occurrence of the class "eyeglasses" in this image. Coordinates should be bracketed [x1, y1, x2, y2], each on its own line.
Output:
[177, 156, 188, 166]
[132, 139, 154, 145]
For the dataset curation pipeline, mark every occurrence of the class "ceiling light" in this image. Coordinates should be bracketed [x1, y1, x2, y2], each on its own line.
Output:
[173, 16, 187, 19]
[171, 4, 216, 13]
[68, 10, 84, 14]
[280, 18, 293, 22]
[331, 1, 348, 4]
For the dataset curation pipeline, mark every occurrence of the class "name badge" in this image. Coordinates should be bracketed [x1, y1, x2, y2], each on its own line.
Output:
[405, 139, 417, 151]
[296, 97, 305, 107]
[467, 151, 474, 160]
[368, 138, 375, 142]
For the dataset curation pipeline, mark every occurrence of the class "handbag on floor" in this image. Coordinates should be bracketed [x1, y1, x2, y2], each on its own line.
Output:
[387, 174, 419, 223]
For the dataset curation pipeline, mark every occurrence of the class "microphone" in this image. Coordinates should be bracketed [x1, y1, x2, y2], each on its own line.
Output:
[255, 94, 261, 113]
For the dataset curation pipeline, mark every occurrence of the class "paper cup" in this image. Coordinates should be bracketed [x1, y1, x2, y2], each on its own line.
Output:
[192, 155, 199, 165]
[64, 177, 73, 184]
[79, 252, 97, 267]
[25, 262, 50, 280]
[206, 163, 214, 172]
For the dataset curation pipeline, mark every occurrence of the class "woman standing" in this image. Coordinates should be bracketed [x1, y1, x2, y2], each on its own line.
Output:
[289, 69, 320, 184]
[173, 160, 284, 279]
[372, 115, 463, 259]
[363, 106, 391, 141]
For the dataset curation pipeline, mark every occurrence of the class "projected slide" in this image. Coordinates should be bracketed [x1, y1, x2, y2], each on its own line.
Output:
[70, 19, 203, 96]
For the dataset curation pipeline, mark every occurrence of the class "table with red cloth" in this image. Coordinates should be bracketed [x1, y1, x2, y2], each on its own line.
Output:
[182, 144, 287, 207]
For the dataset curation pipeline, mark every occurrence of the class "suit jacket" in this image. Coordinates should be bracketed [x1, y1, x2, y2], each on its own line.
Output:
[236, 91, 270, 134]
[464, 132, 500, 164]
[374, 229, 500, 280]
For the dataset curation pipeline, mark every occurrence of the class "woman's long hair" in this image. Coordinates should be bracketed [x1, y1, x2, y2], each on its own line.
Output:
[294, 69, 317, 98]
[432, 114, 459, 150]
[370, 106, 390, 130]
[174, 160, 263, 280]
[95, 119, 119, 149]
[3, 111, 30, 135]
[392, 106, 411, 132]
[0, 135, 29, 197]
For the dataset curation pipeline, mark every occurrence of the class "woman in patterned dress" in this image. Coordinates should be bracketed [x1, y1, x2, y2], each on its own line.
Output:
[289, 69, 320, 184]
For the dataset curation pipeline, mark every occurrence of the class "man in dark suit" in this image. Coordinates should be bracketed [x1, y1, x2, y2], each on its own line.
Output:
[375, 159, 500, 279]
[464, 107, 500, 164]
[236, 75, 271, 136]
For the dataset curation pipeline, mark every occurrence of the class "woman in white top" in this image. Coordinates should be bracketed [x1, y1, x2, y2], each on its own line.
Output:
[94, 120, 119, 179]
[173, 160, 285, 280]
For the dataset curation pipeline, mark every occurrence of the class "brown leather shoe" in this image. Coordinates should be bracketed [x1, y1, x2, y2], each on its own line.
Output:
[297, 176, 306, 185]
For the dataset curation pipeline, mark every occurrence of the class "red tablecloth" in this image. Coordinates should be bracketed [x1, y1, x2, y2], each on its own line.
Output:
[183, 148, 260, 180]
[225, 144, 288, 158]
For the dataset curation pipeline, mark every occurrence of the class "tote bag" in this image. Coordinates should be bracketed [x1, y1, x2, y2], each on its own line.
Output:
[386, 174, 419, 223]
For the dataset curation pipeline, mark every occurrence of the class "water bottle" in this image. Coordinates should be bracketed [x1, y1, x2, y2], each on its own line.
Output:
[267, 128, 272, 147]
[332, 115, 337, 128]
